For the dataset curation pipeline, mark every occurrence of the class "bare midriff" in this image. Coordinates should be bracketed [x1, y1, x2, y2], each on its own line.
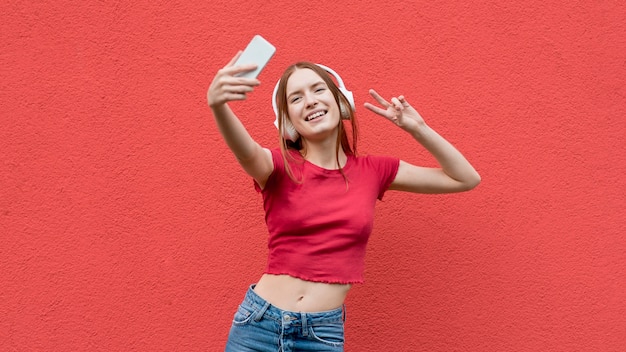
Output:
[253, 274, 351, 312]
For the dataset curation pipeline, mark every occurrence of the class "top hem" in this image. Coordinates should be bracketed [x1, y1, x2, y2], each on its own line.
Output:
[264, 271, 364, 285]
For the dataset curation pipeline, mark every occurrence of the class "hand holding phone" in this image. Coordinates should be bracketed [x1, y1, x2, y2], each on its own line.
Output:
[233, 35, 276, 78]
[208, 35, 275, 107]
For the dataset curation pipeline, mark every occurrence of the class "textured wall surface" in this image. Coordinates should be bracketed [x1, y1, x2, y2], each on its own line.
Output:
[2, 0, 625, 351]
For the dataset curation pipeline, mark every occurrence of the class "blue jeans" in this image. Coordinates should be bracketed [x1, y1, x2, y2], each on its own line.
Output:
[225, 285, 346, 351]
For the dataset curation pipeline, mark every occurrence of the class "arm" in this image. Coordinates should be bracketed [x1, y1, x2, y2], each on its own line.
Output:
[207, 52, 273, 188]
[364, 89, 480, 194]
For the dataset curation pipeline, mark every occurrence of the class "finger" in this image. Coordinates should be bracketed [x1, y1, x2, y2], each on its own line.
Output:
[222, 75, 260, 87]
[391, 97, 403, 110]
[368, 89, 390, 107]
[398, 95, 411, 107]
[222, 64, 259, 77]
[223, 83, 255, 95]
[225, 51, 243, 67]
[223, 92, 249, 102]
[364, 102, 392, 117]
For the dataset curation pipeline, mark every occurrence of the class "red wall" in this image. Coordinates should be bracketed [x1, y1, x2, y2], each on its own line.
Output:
[2, 1, 625, 351]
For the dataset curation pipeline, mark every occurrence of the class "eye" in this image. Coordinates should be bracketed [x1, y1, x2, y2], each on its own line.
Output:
[290, 96, 301, 103]
[315, 87, 326, 93]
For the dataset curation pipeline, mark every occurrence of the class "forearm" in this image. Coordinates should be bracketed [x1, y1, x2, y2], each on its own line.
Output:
[210, 103, 261, 162]
[410, 123, 480, 185]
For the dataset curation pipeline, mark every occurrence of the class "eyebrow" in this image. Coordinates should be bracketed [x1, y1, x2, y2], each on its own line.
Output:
[287, 81, 327, 99]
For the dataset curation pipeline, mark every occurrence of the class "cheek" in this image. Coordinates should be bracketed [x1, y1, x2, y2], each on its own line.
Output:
[287, 106, 299, 122]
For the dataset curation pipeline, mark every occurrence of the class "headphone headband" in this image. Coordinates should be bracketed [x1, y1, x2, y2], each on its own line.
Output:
[272, 64, 354, 141]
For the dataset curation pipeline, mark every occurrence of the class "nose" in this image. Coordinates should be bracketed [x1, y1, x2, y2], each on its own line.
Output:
[303, 92, 318, 108]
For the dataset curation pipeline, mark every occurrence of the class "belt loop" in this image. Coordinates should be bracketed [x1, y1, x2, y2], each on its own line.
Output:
[342, 304, 347, 322]
[301, 312, 308, 337]
[254, 301, 270, 322]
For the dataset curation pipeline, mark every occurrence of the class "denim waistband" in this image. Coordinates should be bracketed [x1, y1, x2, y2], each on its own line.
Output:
[242, 284, 346, 325]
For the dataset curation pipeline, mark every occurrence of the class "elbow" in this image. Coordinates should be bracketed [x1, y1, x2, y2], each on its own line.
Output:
[464, 171, 481, 191]
[453, 169, 480, 192]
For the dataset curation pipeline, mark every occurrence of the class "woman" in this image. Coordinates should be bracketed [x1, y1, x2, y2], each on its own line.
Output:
[208, 52, 480, 351]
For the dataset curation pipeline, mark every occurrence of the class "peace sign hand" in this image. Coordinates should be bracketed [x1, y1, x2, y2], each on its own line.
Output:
[364, 89, 426, 133]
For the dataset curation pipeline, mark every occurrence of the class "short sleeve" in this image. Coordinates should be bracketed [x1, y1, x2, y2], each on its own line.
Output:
[365, 155, 400, 200]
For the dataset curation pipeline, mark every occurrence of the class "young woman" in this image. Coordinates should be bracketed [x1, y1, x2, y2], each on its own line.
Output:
[208, 52, 480, 352]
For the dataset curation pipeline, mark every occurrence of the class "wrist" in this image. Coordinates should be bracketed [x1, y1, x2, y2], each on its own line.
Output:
[408, 122, 431, 140]
[209, 101, 228, 111]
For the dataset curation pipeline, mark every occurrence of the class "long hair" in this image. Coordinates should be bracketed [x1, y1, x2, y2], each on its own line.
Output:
[274, 62, 359, 183]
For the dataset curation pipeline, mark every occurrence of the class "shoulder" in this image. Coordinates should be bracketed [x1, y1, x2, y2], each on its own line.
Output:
[258, 147, 304, 190]
[349, 154, 400, 200]
[352, 153, 400, 169]
[267, 147, 304, 169]
[350, 153, 400, 181]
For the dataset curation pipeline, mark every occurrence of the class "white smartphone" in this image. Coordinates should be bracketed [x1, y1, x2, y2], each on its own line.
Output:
[234, 35, 276, 78]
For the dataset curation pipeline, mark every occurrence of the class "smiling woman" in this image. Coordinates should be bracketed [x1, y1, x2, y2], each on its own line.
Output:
[286, 70, 344, 148]
[207, 52, 480, 351]
[273, 62, 359, 184]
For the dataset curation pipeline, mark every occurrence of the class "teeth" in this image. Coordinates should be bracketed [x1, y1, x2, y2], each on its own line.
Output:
[306, 111, 325, 121]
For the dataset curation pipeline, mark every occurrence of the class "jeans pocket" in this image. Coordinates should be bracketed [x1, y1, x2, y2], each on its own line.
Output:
[232, 304, 256, 326]
[308, 322, 345, 346]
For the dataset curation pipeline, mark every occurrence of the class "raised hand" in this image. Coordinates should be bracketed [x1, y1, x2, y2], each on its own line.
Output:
[207, 51, 260, 107]
[364, 89, 426, 133]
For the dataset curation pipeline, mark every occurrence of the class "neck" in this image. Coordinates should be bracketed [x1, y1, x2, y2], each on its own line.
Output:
[300, 138, 347, 170]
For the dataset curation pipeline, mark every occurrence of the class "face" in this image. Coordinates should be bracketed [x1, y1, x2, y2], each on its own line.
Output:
[285, 68, 341, 141]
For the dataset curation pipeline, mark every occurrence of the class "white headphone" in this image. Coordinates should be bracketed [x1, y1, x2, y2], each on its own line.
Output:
[272, 64, 355, 142]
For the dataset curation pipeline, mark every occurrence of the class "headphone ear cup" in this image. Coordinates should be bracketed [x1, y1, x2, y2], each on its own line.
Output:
[283, 117, 300, 142]
[339, 100, 351, 119]
[338, 87, 354, 120]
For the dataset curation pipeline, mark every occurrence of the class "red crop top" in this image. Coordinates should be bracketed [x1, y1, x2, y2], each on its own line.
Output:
[254, 148, 400, 284]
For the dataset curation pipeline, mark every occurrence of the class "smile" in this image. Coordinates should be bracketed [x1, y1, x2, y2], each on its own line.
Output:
[305, 111, 327, 122]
